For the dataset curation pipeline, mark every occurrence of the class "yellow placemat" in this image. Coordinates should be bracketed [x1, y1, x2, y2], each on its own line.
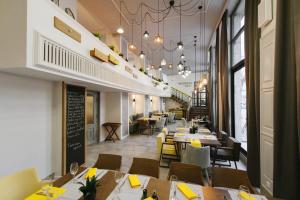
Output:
[239, 191, 256, 200]
[176, 133, 186, 137]
[25, 186, 66, 200]
[85, 168, 97, 179]
[128, 175, 141, 188]
[176, 183, 198, 200]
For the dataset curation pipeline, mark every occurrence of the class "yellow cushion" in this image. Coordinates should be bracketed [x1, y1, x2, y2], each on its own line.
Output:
[156, 133, 165, 153]
[191, 139, 202, 148]
[177, 127, 188, 133]
[0, 168, 44, 200]
[162, 144, 177, 155]
[25, 186, 66, 200]
[85, 168, 97, 179]
[176, 183, 198, 200]
[239, 191, 256, 200]
[128, 175, 141, 188]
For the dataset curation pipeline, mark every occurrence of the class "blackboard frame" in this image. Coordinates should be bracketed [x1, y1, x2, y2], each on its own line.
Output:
[62, 83, 87, 175]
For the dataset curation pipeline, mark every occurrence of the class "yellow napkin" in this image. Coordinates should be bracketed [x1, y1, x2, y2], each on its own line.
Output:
[176, 133, 186, 137]
[176, 183, 198, 200]
[191, 139, 202, 148]
[239, 191, 256, 200]
[144, 197, 154, 200]
[25, 186, 66, 200]
[85, 168, 97, 179]
[128, 175, 141, 188]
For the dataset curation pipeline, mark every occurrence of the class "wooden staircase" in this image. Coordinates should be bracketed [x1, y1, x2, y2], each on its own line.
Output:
[170, 87, 191, 108]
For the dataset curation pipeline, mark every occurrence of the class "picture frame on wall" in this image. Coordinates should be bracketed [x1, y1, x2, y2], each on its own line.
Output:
[65, 8, 75, 20]
[51, 0, 59, 6]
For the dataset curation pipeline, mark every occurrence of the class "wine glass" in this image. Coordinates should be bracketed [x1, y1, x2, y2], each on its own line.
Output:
[238, 185, 251, 200]
[114, 171, 124, 193]
[70, 162, 79, 183]
[170, 175, 178, 200]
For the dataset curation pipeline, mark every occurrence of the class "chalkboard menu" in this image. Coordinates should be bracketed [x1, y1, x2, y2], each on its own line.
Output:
[65, 85, 85, 173]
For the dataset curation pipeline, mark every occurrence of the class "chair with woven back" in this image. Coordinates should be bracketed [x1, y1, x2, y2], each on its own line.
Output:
[128, 157, 159, 178]
[211, 167, 255, 194]
[93, 154, 122, 171]
[168, 162, 205, 185]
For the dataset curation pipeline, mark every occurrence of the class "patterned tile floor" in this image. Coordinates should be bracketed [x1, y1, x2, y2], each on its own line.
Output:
[86, 121, 246, 182]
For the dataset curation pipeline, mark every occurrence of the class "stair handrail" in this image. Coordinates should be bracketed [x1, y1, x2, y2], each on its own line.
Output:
[171, 87, 192, 104]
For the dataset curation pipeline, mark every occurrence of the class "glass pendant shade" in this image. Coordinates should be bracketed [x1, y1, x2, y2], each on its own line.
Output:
[117, 26, 124, 34]
[180, 53, 185, 59]
[143, 31, 150, 39]
[139, 51, 145, 59]
[154, 35, 163, 44]
[177, 41, 183, 50]
[159, 66, 162, 71]
[168, 64, 172, 68]
[177, 61, 183, 70]
[129, 44, 136, 50]
[161, 58, 166, 66]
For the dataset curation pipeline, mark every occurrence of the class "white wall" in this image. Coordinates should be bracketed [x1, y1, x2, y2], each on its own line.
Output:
[58, 0, 77, 19]
[105, 92, 122, 138]
[0, 72, 62, 178]
[150, 96, 161, 112]
[129, 93, 145, 116]
[165, 98, 182, 111]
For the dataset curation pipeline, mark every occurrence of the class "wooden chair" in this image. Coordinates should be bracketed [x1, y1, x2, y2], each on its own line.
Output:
[168, 162, 205, 185]
[93, 154, 122, 170]
[128, 157, 159, 178]
[211, 167, 255, 193]
[157, 133, 179, 167]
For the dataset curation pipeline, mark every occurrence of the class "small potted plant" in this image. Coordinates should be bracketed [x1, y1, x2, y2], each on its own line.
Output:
[78, 176, 99, 200]
[190, 125, 198, 134]
[139, 68, 144, 72]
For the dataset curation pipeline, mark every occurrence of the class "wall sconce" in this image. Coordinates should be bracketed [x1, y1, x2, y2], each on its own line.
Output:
[133, 98, 136, 102]
[150, 97, 153, 103]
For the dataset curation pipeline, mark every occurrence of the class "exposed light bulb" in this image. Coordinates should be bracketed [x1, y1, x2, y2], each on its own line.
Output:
[143, 31, 150, 39]
[129, 44, 136, 50]
[199, 83, 203, 89]
[154, 35, 163, 44]
[177, 61, 183, 70]
[194, 89, 197, 94]
[139, 51, 145, 59]
[116, 26, 124, 34]
[180, 53, 185, 59]
[151, 65, 154, 69]
[182, 74, 186, 78]
[177, 41, 184, 50]
[161, 58, 166, 66]
[159, 66, 162, 71]
[203, 78, 208, 85]
[168, 64, 173, 68]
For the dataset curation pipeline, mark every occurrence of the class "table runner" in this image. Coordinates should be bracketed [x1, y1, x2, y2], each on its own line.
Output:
[146, 178, 171, 200]
[106, 174, 150, 200]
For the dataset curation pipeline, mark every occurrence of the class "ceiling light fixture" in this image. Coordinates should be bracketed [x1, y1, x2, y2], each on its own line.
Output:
[159, 66, 162, 71]
[180, 53, 185, 59]
[116, 0, 124, 34]
[128, 21, 136, 50]
[140, 5, 145, 59]
[177, 61, 183, 70]
[177, 0, 183, 50]
[143, 14, 149, 39]
[154, 0, 163, 44]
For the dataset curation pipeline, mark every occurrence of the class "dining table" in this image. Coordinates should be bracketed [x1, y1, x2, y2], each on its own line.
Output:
[173, 133, 221, 147]
[50, 167, 271, 200]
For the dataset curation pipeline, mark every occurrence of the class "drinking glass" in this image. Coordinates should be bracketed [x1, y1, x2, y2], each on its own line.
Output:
[114, 171, 124, 193]
[238, 185, 251, 200]
[70, 162, 79, 183]
[170, 175, 178, 200]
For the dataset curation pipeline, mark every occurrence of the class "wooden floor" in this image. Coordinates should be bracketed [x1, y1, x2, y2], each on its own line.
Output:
[86, 121, 246, 181]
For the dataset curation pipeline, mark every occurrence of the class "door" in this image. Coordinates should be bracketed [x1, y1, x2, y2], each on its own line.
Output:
[86, 91, 100, 145]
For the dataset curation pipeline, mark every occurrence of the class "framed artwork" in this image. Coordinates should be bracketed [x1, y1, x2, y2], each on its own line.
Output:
[51, 0, 59, 6]
[65, 8, 75, 19]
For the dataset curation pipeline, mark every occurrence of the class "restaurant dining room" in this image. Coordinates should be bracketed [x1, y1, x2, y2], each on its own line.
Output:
[0, 0, 299, 199]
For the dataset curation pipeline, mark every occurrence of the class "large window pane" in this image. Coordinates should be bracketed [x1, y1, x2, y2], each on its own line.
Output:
[232, 0, 245, 36]
[232, 31, 245, 65]
[234, 67, 247, 151]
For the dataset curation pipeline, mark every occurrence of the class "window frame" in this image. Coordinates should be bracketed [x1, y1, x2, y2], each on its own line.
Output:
[230, 0, 247, 154]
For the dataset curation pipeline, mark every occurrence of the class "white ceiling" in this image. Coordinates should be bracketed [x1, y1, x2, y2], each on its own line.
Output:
[78, 0, 227, 75]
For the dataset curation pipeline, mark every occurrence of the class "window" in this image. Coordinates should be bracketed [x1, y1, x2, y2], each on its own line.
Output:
[230, 0, 247, 152]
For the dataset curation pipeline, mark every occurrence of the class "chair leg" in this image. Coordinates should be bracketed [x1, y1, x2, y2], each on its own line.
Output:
[205, 169, 209, 182]
[234, 161, 238, 169]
